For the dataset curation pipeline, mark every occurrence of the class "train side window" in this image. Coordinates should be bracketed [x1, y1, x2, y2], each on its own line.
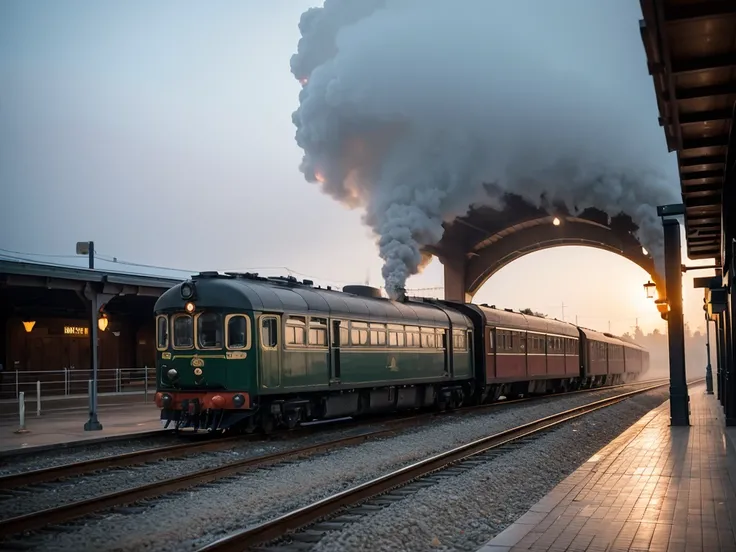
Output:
[226, 315, 249, 350]
[437, 329, 446, 349]
[286, 316, 306, 346]
[172, 314, 194, 349]
[156, 315, 168, 350]
[308, 317, 328, 347]
[261, 317, 278, 349]
[370, 323, 387, 346]
[350, 322, 369, 346]
[421, 328, 436, 348]
[405, 326, 420, 347]
[488, 329, 494, 350]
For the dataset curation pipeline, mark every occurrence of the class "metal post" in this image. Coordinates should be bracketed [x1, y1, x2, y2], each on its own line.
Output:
[663, 218, 690, 426]
[64, 368, 68, 396]
[15, 369, 18, 398]
[88, 240, 94, 270]
[36, 380, 41, 416]
[727, 271, 736, 425]
[716, 315, 723, 402]
[705, 313, 714, 394]
[14, 391, 28, 434]
[116, 368, 121, 393]
[84, 291, 103, 431]
[144, 366, 148, 403]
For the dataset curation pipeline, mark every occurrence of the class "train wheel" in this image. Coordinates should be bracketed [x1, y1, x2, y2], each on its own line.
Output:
[285, 410, 301, 430]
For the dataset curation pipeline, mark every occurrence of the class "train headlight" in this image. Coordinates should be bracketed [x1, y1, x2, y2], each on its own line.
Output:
[181, 282, 195, 300]
[167, 368, 178, 381]
[233, 394, 245, 408]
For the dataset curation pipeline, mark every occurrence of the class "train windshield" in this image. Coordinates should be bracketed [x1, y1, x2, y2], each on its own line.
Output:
[198, 312, 223, 348]
[173, 315, 194, 348]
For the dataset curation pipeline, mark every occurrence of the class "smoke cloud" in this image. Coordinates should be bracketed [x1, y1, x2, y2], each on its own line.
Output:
[290, 0, 677, 298]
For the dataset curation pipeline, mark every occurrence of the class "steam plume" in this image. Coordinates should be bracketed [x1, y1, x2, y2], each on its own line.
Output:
[290, 0, 677, 298]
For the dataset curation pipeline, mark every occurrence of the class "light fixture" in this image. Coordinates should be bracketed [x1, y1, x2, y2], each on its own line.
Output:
[185, 302, 195, 313]
[112, 331, 121, 337]
[643, 280, 656, 299]
[22, 320, 36, 333]
[641, 246, 648, 256]
[180, 282, 195, 300]
[98, 314, 109, 332]
[552, 217, 561, 226]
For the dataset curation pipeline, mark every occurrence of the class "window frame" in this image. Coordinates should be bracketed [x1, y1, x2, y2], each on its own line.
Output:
[308, 316, 329, 348]
[195, 312, 224, 350]
[156, 314, 169, 351]
[350, 321, 369, 346]
[285, 315, 307, 348]
[224, 314, 251, 351]
[260, 315, 280, 350]
[171, 313, 194, 350]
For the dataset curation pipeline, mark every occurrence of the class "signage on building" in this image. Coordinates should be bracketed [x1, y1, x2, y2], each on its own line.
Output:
[63, 326, 89, 336]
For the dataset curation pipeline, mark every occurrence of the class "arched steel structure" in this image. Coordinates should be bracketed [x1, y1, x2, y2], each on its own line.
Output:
[423, 193, 665, 303]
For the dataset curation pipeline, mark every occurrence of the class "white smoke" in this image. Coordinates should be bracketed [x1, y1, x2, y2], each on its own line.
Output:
[290, 0, 677, 298]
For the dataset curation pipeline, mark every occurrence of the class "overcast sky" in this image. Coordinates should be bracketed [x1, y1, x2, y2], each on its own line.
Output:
[0, 0, 715, 340]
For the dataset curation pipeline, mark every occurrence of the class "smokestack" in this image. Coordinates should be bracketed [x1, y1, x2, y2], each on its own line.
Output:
[290, 1, 677, 291]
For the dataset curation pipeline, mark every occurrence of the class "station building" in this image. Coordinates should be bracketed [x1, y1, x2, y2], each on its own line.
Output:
[0, 260, 179, 398]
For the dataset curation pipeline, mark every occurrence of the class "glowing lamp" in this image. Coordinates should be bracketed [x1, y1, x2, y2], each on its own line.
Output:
[656, 301, 670, 315]
[185, 302, 195, 313]
[552, 217, 561, 226]
[643, 280, 656, 299]
[22, 321, 36, 333]
[641, 246, 649, 256]
[98, 315, 109, 332]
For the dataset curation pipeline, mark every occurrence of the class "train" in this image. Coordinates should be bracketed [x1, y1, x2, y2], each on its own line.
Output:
[153, 272, 650, 433]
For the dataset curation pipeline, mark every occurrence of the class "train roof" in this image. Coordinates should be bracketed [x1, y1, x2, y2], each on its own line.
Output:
[154, 273, 472, 328]
[578, 327, 633, 347]
[473, 305, 579, 338]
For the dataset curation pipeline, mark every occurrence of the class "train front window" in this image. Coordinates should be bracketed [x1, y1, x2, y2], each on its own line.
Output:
[173, 315, 193, 349]
[197, 313, 222, 349]
[226, 315, 248, 349]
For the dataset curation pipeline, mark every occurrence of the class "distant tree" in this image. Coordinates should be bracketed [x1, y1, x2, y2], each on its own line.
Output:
[519, 307, 547, 318]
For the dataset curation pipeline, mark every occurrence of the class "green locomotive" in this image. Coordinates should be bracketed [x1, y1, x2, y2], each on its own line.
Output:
[153, 272, 475, 432]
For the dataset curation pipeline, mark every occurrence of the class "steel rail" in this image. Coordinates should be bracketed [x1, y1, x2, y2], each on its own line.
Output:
[196, 378, 704, 552]
[0, 377, 667, 491]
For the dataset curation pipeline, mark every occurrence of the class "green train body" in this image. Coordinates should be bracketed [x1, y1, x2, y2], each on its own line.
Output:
[153, 272, 474, 431]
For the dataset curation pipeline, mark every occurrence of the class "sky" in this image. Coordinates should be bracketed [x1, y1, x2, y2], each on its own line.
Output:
[0, 0, 718, 337]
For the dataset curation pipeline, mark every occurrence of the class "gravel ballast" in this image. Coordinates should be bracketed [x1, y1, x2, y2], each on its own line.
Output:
[3, 383, 673, 552]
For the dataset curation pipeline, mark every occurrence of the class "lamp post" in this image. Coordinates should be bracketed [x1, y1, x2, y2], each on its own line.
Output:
[76, 241, 95, 269]
[704, 304, 714, 395]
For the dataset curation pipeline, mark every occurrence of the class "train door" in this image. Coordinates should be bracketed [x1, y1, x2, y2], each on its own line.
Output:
[259, 315, 281, 389]
[330, 320, 342, 383]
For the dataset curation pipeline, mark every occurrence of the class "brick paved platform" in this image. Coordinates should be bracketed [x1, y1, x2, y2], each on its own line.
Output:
[477, 384, 736, 552]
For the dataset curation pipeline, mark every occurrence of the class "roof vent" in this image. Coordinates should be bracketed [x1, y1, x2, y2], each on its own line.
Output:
[343, 285, 382, 299]
[504, 308, 513, 312]
[303, 279, 314, 286]
[268, 275, 298, 286]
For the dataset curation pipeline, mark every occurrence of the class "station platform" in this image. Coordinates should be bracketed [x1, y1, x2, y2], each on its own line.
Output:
[477, 383, 736, 552]
[0, 403, 164, 456]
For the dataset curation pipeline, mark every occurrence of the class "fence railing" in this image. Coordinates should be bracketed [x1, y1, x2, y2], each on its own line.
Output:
[0, 367, 155, 402]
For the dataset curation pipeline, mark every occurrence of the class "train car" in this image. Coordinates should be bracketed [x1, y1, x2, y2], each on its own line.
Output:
[153, 273, 474, 432]
[443, 303, 581, 401]
[578, 329, 645, 385]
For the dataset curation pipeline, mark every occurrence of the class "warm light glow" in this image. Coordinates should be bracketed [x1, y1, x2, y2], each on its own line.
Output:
[98, 315, 109, 332]
[641, 246, 648, 256]
[22, 321, 36, 333]
[314, 170, 326, 183]
[185, 302, 195, 313]
[299, 77, 308, 86]
[552, 217, 561, 226]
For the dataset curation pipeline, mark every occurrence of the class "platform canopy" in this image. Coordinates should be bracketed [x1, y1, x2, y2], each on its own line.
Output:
[639, 0, 736, 263]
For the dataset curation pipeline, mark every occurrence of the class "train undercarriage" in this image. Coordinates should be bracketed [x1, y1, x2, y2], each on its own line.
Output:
[158, 371, 642, 434]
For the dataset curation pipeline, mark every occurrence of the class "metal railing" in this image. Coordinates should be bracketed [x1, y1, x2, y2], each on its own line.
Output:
[0, 367, 155, 404]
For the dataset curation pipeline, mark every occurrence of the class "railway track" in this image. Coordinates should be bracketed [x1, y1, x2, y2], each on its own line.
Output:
[0, 377, 673, 541]
[0, 377, 667, 491]
[196, 377, 703, 552]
